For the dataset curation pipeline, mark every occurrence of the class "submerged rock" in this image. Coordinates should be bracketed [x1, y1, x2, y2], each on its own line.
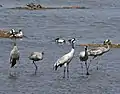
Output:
[80, 43, 120, 48]
[10, 3, 88, 10]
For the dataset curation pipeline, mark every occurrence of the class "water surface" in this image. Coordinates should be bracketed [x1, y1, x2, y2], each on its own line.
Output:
[0, 0, 120, 94]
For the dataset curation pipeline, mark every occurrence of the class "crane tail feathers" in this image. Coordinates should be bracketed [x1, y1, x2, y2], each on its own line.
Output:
[55, 65, 58, 70]
[93, 56, 97, 59]
[10, 58, 17, 68]
[54, 64, 63, 70]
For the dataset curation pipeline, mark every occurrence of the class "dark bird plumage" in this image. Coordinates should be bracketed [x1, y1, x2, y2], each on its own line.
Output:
[10, 58, 17, 68]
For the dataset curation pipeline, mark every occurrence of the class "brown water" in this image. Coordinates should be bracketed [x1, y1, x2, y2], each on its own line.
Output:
[0, 0, 120, 94]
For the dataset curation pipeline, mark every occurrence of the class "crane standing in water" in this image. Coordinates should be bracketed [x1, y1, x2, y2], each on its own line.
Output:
[54, 38, 75, 78]
[9, 42, 20, 76]
[29, 52, 44, 74]
[87, 39, 110, 70]
[10, 43, 20, 68]
[79, 39, 110, 75]
[79, 46, 89, 75]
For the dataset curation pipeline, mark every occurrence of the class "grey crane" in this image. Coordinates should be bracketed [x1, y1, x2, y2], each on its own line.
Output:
[87, 39, 110, 70]
[10, 43, 20, 68]
[54, 38, 75, 78]
[29, 52, 44, 74]
[79, 46, 89, 75]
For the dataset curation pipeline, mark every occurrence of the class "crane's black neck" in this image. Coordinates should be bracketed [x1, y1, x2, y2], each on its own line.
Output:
[72, 42, 75, 49]
[85, 46, 88, 54]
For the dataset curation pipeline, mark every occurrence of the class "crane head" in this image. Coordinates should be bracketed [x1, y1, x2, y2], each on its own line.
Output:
[103, 39, 112, 45]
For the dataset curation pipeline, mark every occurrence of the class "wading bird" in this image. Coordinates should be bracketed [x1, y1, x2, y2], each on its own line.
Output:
[79, 46, 89, 75]
[10, 43, 20, 68]
[87, 39, 110, 70]
[54, 38, 75, 78]
[29, 52, 44, 74]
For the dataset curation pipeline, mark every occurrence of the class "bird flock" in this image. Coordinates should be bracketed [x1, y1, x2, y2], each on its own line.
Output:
[7, 29, 111, 78]
[79, 39, 110, 75]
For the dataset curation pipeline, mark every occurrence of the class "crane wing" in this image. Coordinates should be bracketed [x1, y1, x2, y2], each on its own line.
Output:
[88, 49, 103, 56]
[55, 53, 73, 67]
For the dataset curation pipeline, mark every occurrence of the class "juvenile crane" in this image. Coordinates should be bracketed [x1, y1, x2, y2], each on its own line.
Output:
[29, 52, 44, 74]
[54, 38, 75, 78]
[79, 46, 89, 75]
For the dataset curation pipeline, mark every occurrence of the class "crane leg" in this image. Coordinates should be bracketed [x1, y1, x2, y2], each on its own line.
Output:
[80, 62, 83, 75]
[33, 61, 38, 75]
[67, 64, 69, 78]
[96, 56, 101, 70]
[63, 66, 66, 78]
[85, 61, 89, 75]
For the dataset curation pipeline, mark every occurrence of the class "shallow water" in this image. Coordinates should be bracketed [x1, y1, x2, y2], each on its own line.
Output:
[0, 0, 120, 94]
